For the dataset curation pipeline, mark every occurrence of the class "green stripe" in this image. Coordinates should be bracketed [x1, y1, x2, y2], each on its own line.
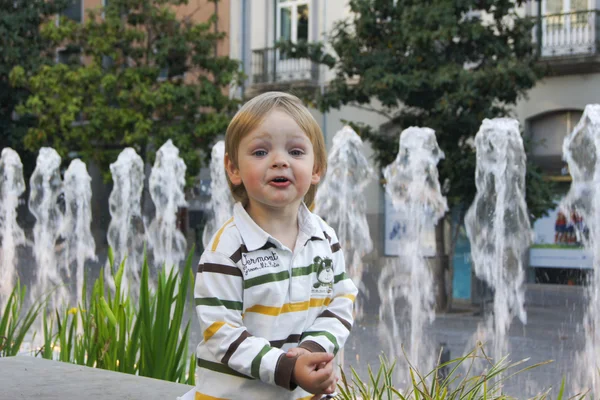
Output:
[195, 297, 243, 311]
[244, 270, 290, 289]
[292, 263, 319, 277]
[197, 358, 252, 379]
[251, 345, 272, 379]
[334, 272, 349, 284]
[301, 331, 339, 354]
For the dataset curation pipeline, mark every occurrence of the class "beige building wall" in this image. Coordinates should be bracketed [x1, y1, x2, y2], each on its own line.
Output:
[81, 0, 230, 59]
[232, 0, 389, 221]
[514, 73, 600, 125]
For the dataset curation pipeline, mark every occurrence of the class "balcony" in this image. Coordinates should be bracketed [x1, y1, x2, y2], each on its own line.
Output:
[247, 47, 319, 97]
[534, 10, 600, 75]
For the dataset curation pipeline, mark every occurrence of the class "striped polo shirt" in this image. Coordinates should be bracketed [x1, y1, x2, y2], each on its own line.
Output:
[193, 202, 358, 399]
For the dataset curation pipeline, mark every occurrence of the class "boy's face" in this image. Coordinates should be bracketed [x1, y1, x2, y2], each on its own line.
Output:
[225, 109, 321, 213]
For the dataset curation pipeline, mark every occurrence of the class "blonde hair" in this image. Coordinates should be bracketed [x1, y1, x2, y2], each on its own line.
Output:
[224, 91, 327, 208]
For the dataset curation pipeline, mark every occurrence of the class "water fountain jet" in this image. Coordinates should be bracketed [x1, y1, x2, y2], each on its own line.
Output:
[0, 148, 27, 310]
[379, 127, 447, 375]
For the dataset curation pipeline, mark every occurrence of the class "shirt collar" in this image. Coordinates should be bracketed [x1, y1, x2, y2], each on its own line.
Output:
[233, 202, 325, 251]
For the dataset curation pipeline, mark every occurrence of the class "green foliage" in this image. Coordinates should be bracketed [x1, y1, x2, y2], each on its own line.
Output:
[40, 248, 195, 384]
[335, 344, 574, 399]
[0, 280, 44, 357]
[0, 0, 70, 177]
[11, 0, 242, 185]
[279, 0, 551, 221]
[137, 250, 194, 382]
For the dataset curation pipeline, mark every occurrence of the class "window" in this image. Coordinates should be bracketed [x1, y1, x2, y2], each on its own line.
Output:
[57, 46, 81, 65]
[544, 0, 589, 14]
[62, 0, 83, 23]
[528, 110, 583, 175]
[277, 0, 310, 43]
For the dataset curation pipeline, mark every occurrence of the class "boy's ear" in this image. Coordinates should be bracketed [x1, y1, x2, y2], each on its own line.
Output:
[224, 153, 242, 186]
[311, 166, 321, 185]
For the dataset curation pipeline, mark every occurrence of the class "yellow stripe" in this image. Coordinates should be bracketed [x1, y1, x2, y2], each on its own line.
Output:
[296, 396, 314, 400]
[246, 297, 332, 316]
[310, 297, 332, 307]
[204, 321, 237, 342]
[203, 321, 226, 341]
[195, 391, 227, 400]
[211, 217, 234, 251]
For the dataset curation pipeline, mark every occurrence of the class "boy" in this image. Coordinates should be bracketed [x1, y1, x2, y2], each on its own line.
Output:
[188, 92, 357, 399]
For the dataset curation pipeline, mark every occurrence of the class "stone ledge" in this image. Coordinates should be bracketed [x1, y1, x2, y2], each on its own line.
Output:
[0, 356, 193, 399]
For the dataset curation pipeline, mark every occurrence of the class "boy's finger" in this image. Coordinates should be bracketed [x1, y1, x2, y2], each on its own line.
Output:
[286, 349, 298, 358]
[318, 375, 336, 392]
[306, 352, 334, 366]
[312, 364, 334, 386]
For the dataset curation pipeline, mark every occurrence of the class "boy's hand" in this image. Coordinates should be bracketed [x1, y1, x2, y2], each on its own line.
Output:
[286, 347, 310, 358]
[286, 346, 329, 370]
[292, 352, 336, 395]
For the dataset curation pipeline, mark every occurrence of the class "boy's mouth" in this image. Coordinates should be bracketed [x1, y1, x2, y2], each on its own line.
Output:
[270, 177, 291, 187]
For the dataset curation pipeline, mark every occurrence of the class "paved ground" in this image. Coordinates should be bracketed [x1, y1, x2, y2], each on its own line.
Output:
[341, 281, 586, 398]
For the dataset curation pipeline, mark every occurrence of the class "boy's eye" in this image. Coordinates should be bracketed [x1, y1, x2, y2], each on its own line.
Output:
[289, 149, 304, 156]
[252, 150, 267, 157]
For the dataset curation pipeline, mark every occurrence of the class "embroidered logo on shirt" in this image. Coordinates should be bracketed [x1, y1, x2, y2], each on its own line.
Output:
[312, 256, 334, 292]
[241, 250, 280, 276]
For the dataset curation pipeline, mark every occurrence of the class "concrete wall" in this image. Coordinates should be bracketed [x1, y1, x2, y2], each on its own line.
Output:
[514, 72, 600, 124]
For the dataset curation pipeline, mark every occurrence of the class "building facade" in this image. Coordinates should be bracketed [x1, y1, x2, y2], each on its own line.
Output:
[228, 0, 599, 300]
[518, 0, 600, 285]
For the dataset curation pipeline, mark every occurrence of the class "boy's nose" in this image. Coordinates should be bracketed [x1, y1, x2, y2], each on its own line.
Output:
[271, 158, 289, 168]
[271, 153, 289, 168]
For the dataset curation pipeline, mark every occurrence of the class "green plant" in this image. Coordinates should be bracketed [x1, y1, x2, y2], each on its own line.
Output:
[0, 279, 43, 357]
[41, 247, 195, 384]
[335, 344, 575, 400]
[137, 249, 195, 383]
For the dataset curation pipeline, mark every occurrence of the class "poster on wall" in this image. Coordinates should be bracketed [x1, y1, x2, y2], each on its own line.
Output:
[529, 207, 592, 269]
[384, 193, 436, 257]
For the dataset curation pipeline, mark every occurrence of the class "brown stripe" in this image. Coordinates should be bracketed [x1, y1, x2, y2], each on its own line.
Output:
[230, 244, 248, 263]
[298, 340, 326, 353]
[331, 242, 341, 253]
[222, 330, 252, 365]
[199, 263, 242, 277]
[304, 236, 323, 247]
[260, 242, 277, 250]
[230, 242, 277, 264]
[274, 354, 297, 390]
[269, 334, 302, 348]
[318, 309, 352, 331]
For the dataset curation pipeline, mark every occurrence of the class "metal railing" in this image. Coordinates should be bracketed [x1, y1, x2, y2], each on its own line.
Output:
[535, 10, 599, 57]
[251, 47, 319, 85]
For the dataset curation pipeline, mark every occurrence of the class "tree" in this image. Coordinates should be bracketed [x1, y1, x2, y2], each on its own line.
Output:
[280, 0, 555, 310]
[1, 0, 70, 176]
[10, 0, 241, 184]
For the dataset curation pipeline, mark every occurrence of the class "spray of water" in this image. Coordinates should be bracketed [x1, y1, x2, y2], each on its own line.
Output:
[465, 118, 532, 361]
[562, 105, 600, 393]
[29, 147, 67, 310]
[314, 126, 374, 314]
[148, 140, 188, 273]
[380, 127, 447, 374]
[0, 148, 27, 309]
[62, 159, 96, 307]
[202, 141, 234, 247]
[106, 148, 145, 295]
